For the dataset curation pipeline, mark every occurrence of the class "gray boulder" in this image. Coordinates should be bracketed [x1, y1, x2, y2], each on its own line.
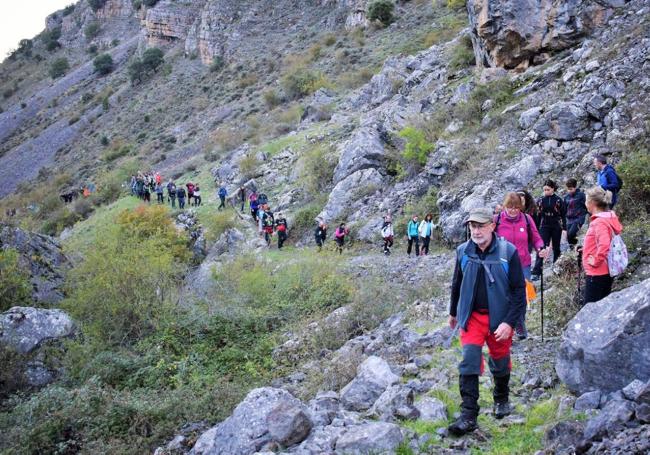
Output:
[301, 89, 335, 124]
[574, 390, 601, 411]
[556, 278, 650, 395]
[0, 224, 70, 305]
[583, 399, 635, 441]
[190, 388, 312, 454]
[0, 307, 76, 354]
[332, 125, 387, 184]
[335, 422, 403, 454]
[519, 106, 544, 129]
[368, 385, 419, 421]
[532, 102, 593, 141]
[317, 168, 386, 223]
[340, 356, 400, 412]
[415, 397, 447, 422]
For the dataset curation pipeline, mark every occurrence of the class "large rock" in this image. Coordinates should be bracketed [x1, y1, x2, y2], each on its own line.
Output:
[340, 356, 400, 412]
[368, 385, 419, 421]
[1, 224, 70, 304]
[317, 168, 387, 223]
[190, 387, 312, 454]
[556, 278, 650, 395]
[583, 399, 636, 441]
[467, 0, 618, 69]
[0, 307, 76, 354]
[532, 102, 593, 141]
[335, 422, 403, 454]
[332, 125, 388, 184]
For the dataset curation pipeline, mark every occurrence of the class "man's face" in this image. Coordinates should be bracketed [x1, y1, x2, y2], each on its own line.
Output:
[593, 158, 603, 170]
[469, 221, 495, 248]
[567, 186, 576, 195]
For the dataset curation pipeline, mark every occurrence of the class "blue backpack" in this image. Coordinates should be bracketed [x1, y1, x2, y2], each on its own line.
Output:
[459, 239, 509, 283]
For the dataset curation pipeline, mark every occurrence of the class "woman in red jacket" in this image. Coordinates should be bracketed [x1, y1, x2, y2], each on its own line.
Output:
[581, 186, 623, 303]
[495, 192, 549, 339]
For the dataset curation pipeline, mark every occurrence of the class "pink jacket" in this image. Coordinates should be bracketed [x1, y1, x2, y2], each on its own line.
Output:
[582, 211, 623, 276]
[494, 211, 544, 267]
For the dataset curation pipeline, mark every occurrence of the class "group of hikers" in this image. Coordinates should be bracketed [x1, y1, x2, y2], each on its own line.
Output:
[444, 154, 625, 437]
[130, 172, 202, 208]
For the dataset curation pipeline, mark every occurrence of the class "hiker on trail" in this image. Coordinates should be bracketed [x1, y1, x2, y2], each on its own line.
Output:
[250, 196, 259, 222]
[167, 180, 176, 208]
[155, 172, 161, 185]
[186, 183, 195, 206]
[261, 206, 275, 246]
[130, 175, 137, 196]
[136, 176, 145, 200]
[381, 215, 394, 255]
[418, 213, 434, 256]
[594, 154, 622, 208]
[143, 184, 151, 203]
[448, 207, 526, 436]
[155, 183, 164, 204]
[238, 186, 246, 212]
[334, 223, 349, 254]
[494, 192, 548, 340]
[407, 215, 420, 257]
[176, 186, 186, 209]
[218, 185, 227, 211]
[275, 213, 288, 249]
[531, 179, 566, 281]
[564, 179, 588, 248]
[193, 185, 202, 206]
[517, 190, 539, 228]
[315, 220, 327, 252]
[580, 186, 623, 304]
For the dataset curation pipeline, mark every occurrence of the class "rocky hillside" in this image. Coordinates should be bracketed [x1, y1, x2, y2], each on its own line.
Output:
[1, 0, 649, 453]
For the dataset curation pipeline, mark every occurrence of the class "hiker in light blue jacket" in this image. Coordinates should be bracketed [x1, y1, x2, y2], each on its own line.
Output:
[418, 213, 434, 255]
[407, 215, 420, 256]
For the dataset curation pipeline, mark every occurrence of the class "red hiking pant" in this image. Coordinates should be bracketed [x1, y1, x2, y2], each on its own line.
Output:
[459, 311, 512, 377]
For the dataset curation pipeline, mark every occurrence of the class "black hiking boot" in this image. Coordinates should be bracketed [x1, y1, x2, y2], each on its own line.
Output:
[493, 401, 511, 419]
[448, 415, 478, 436]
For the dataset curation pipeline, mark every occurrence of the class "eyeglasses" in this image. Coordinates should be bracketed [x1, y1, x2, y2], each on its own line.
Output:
[468, 221, 491, 229]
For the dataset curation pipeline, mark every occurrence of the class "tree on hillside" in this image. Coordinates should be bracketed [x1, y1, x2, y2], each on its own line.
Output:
[93, 53, 114, 75]
[87, 0, 107, 12]
[49, 58, 70, 79]
[128, 48, 164, 84]
[368, 0, 395, 27]
[41, 27, 62, 52]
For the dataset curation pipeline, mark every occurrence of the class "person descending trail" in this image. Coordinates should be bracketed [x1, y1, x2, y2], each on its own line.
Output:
[593, 154, 622, 208]
[193, 185, 202, 206]
[407, 215, 420, 257]
[381, 215, 394, 255]
[564, 178, 587, 248]
[155, 183, 164, 204]
[136, 176, 145, 200]
[334, 223, 349, 255]
[315, 220, 327, 252]
[275, 213, 288, 249]
[494, 192, 548, 340]
[580, 186, 624, 304]
[238, 185, 246, 213]
[143, 184, 151, 203]
[418, 213, 434, 255]
[261, 206, 275, 246]
[167, 180, 177, 208]
[250, 196, 259, 222]
[155, 171, 161, 185]
[448, 207, 526, 436]
[531, 179, 566, 280]
[186, 183, 195, 206]
[218, 185, 227, 211]
[517, 190, 539, 229]
[176, 186, 186, 209]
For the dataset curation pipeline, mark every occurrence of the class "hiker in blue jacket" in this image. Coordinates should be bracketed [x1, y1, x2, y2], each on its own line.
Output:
[594, 154, 622, 207]
[218, 185, 227, 211]
[407, 215, 420, 256]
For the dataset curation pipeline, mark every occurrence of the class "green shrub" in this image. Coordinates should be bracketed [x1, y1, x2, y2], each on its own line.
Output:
[446, 0, 466, 9]
[453, 78, 515, 124]
[0, 249, 32, 312]
[262, 89, 282, 108]
[300, 144, 336, 194]
[238, 154, 259, 179]
[399, 126, 435, 166]
[87, 44, 98, 54]
[87, 0, 107, 11]
[448, 35, 475, 70]
[93, 53, 113, 75]
[368, 0, 395, 27]
[202, 211, 237, 243]
[291, 204, 322, 233]
[84, 21, 100, 40]
[62, 4, 75, 16]
[100, 135, 109, 146]
[49, 58, 70, 79]
[280, 66, 330, 99]
[40, 27, 61, 51]
[210, 56, 225, 73]
[617, 150, 650, 217]
[142, 0, 159, 6]
[41, 208, 80, 235]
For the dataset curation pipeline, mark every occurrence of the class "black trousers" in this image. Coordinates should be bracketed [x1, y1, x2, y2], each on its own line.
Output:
[533, 223, 562, 274]
[383, 236, 393, 252]
[278, 231, 287, 249]
[421, 236, 431, 255]
[407, 236, 419, 256]
[566, 218, 583, 245]
[584, 274, 613, 304]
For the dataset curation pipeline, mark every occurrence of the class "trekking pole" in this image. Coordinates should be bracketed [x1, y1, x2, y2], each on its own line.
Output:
[539, 264, 544, 342]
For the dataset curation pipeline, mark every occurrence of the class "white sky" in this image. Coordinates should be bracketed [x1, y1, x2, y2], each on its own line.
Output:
[0, 0, 76, 59]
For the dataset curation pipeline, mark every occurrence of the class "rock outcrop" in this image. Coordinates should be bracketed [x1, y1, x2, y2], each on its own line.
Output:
[466, 0, 623, 70]
[0, 224, 70, 304]
[0, 307, 76, 354]
[556, 278, 650, 395]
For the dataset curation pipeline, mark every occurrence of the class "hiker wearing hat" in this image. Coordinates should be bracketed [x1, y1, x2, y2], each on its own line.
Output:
[448, 207, 526, 436]
[275, 213, 288, 249]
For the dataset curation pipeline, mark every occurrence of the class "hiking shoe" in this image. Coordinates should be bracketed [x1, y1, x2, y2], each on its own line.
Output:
[493, 401, 511, 419]
[448, 416, 477, 436]
[515, 325, 528, 341]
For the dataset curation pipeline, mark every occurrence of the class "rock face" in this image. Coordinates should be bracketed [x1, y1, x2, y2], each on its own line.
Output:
[189, 387, 312, 454]
[467, 0, 620, 69]
[144, 1, 205, 47]
[532, 102, 593, 141]
[0, 224, 70, 305]
[340, 355, 400, 411]
[556, 278, 650, 395]
[335, 422, 403, 454]
[0, 307, 76, 354]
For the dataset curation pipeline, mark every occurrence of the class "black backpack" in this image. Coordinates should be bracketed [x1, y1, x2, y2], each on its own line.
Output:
[495, 211, 535, 253]
[258, 193, 268, 205]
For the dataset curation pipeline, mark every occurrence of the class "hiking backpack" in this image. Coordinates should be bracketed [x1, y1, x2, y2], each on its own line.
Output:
[607, 230, 628, 276]
[459, 239, 510, 282]
[257, 193, 268, 205]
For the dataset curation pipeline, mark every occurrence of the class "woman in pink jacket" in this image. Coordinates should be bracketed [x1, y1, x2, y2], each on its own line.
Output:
[495, 192, 549, 339]
[581, 186, 623, 303]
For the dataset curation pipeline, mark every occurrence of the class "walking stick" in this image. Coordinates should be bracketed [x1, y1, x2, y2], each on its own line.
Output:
[539, 265, 544, 342]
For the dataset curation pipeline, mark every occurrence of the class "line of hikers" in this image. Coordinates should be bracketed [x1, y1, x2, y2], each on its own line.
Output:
[445, 155, 625, 438]
[130, 173, 202, 208]
[314, 220, 350, 254]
